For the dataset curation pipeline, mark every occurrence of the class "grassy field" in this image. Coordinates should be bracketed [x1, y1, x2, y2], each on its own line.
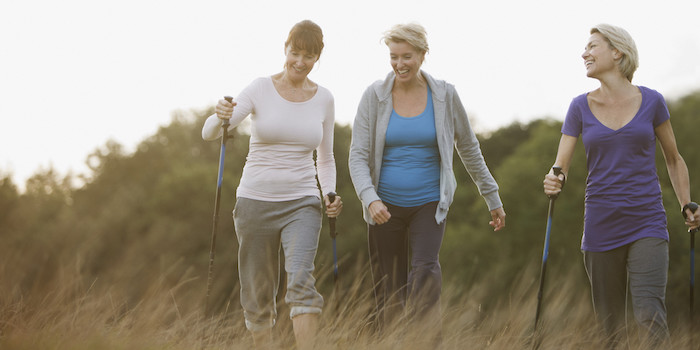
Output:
[0, 251, 695, 350]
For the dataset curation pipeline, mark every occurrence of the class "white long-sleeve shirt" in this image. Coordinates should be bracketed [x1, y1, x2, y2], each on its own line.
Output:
[202, 77, 336, 201]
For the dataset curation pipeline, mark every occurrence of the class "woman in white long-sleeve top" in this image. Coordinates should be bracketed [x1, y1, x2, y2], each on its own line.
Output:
[202, 19, 342, 350]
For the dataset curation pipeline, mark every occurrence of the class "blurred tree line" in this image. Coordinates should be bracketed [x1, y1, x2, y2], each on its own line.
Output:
[1, 90, 698, 323]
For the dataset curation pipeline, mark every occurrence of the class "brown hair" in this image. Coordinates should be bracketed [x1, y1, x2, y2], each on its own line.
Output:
[285, 20, 324, 58]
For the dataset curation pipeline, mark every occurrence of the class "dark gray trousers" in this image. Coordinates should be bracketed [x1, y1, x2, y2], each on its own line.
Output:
[583, 237, 669, 348]
[368, 201, 445, 332]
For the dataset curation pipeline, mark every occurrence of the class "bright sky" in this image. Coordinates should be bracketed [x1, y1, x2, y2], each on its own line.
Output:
[2, 0, 699, 191]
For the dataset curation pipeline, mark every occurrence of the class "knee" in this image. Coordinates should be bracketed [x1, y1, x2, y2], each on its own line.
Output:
[286, 267, 316, 291]
[409, 264, 442, 293]
[411, 260, 441, 277]
[285, 270, 323, 308]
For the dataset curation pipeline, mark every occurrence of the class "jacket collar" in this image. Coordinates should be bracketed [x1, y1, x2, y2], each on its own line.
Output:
[373, 70, 446, 102]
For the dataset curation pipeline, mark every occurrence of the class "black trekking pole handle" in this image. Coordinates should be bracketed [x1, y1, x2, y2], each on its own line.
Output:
[222, 96, 233, 133]
[684, 202, 699, 234]
[328, 192, 337, 239]
[548, 166, 565, 200]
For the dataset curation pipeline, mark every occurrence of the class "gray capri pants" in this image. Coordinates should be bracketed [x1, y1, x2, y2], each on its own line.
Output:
[233, 196, 324, 332]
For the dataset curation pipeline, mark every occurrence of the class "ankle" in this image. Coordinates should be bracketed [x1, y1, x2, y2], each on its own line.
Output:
[251, 329, 273, 350]
[292, 313, 319, 350]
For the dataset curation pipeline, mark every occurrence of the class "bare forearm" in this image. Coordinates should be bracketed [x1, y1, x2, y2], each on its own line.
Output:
[666, 155, 692, 208]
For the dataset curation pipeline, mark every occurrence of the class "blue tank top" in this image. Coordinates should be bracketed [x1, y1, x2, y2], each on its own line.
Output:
[377, 87, 440, 207]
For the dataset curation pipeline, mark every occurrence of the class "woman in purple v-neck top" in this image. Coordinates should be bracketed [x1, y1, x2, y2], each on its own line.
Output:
[564, 86, 670, 252]
[543, 24, 698, 347]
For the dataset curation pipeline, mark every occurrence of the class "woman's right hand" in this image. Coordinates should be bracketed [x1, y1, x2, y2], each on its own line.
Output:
[543, 172, 565, 197]
[215, 98, 236, 120]
[369, 200, 391, 225]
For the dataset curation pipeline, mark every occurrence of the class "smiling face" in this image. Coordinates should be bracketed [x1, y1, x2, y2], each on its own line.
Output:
[284, 45, 318, 81]
[388, 41, 425, 84]
[582, 32, 620, 79]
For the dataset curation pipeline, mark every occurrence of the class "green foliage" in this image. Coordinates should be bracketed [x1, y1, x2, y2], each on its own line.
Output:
[1, 90, 699, 326]
[0, 172, 19, 230]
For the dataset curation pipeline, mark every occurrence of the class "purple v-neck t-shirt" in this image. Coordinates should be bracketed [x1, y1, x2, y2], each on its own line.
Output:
[562, 86, 670, 252]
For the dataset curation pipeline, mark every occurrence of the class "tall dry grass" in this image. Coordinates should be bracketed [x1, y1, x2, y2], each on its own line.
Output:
[0, 251, 695, 350]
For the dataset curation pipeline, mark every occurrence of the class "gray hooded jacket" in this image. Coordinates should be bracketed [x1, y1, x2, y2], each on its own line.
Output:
[349, 70, 502, 225]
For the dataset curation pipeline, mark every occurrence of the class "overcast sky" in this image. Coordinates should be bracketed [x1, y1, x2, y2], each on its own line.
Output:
[2, 0, 699, 191]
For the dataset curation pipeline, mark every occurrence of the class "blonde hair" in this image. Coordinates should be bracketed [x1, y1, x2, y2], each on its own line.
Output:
[590, 24, 639, 82]
[382, 23, 429, 54]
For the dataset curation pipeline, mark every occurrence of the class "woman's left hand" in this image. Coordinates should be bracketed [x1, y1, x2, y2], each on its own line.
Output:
[489, 207, 506, 232]
[325, 194, 343, 218]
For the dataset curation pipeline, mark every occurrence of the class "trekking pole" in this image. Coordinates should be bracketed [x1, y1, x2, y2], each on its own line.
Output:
[684, 202, 699, 327]
[534, 166, 564, 333]
[328, 192, 339, 283]
[204, 96, 234, 317]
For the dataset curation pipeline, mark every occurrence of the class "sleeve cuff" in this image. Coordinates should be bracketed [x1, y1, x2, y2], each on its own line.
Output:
[483, 191, 503, 211]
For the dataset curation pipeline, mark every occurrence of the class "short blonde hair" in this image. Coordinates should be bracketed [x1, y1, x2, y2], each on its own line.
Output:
[590, 24, 639, 82]
[382, 23, 429, 54]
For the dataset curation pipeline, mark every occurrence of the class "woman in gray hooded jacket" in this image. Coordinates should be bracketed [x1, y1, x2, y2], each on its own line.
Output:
[348, 23, 506, 338]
